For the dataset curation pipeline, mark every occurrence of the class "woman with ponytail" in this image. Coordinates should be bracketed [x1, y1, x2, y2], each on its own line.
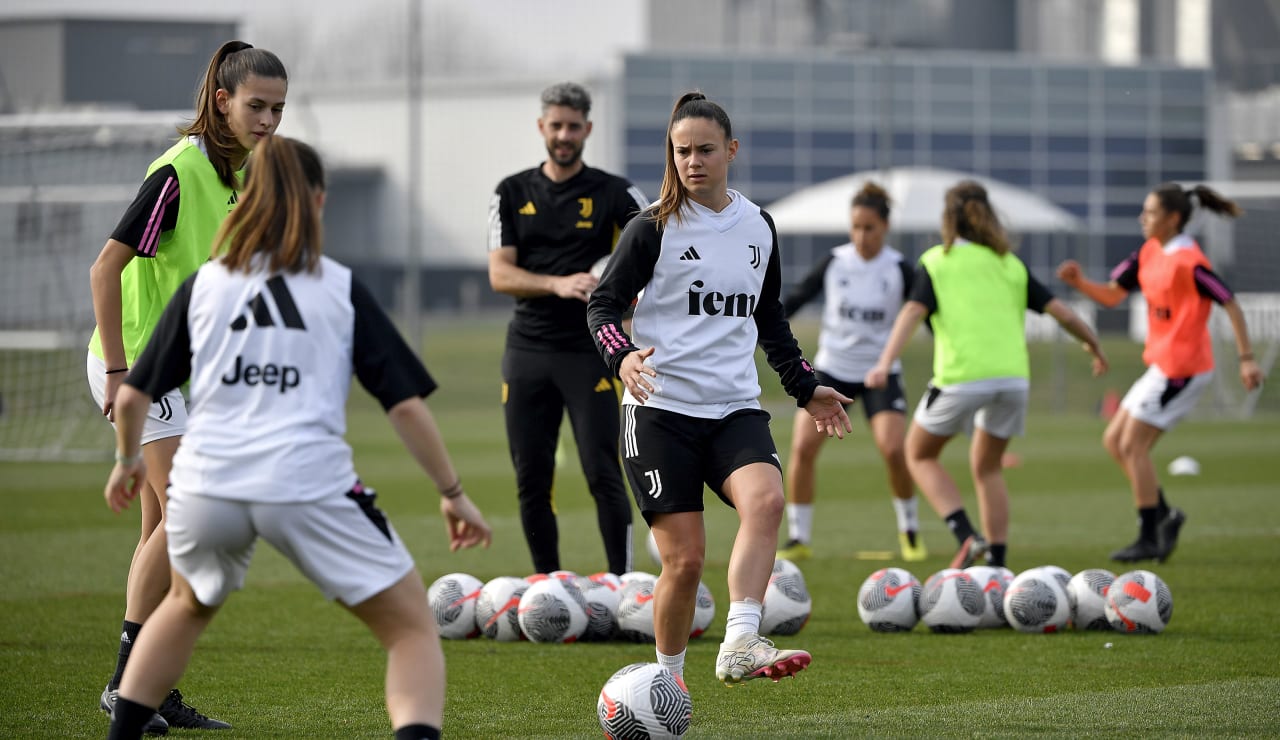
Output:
[775, 181, 928, 564]
[1057, 183, 1263, 563]
[588, 92, 852, 688]
[867, 180, 1107, 571]
[87, 40, 287, 732]
[103, 137, 491, 740]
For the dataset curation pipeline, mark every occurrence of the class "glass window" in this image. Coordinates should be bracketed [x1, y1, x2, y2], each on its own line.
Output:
[625, 127, 667, 149]
[1104, 103, 1149, 127]
[749, 61, 796, 82]
[1160, 138, 1204, 156]
[1048, 135, 1090, 154]
[1161, 69, 1209, 95]
[1059, 202, 1090, 218]
[812, 97, 858, 118]
[1105, 169, 1149, 187]
[813, 61, 855, 86]
[626, 162, 665, 184]
[1046, 101, 1091, 128]
[627, 56, 674, 80]
[991, 134, 1032, 153]
[930, 66, 973, 87]
[751, 164, 796, 182]
[1048, 169, 1091, 186]
[931, 151, 976, 171]
[813, 165, 856, 183]
[1106, 201, 1140, 219]
[813, 131, 855, 150]
[748, 129, 796, 149]
[1046, 68, 1090, 90]
[991, 168, 1032, 186]
[1160, 169, 1207, 183]
[931, 132, 974, 152]
[1105, 137, 1147, 155]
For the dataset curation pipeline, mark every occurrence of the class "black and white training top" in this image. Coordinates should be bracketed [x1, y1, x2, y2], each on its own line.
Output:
[783, 244, 912, 383]
[126, 255, 435, 503]
[587, 190, 818, 419]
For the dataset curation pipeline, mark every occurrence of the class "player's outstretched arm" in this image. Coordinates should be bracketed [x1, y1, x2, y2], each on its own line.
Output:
[867, 301, 928, 389]
[1222, 299, 1265, 391]
[386, 398, 492, 550]
[1045, 298, 1109, 377]
[103, 383, 150, 513]
[1056, 260, 1128, 308]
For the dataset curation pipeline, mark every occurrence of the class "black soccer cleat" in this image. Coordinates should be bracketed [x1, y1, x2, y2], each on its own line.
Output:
[158, 689, 232, 730]
[1109, 537, 1161, 563]
[1156, 507, 1187, 563]
[100, 685, 169, 736]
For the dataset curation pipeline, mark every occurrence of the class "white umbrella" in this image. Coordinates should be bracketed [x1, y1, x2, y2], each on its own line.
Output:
[766, 166, 1084, 235]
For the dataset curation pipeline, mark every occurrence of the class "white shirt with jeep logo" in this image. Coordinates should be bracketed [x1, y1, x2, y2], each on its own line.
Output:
[126, 255, 436, 502]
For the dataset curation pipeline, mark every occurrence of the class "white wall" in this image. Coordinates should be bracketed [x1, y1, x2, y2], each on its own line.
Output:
[283, 77, 626, 267]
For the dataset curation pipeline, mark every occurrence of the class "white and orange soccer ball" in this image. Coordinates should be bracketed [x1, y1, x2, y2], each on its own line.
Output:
[964, 565, 1010, 629]
[761, 558, 812, 636]
[920, 568, 984, 633]
[474, 576, 528, 641]
[597, 663, 691, 740]
[1067, 568, 1116, 631]
[1106, 570, 1173, 634]
[426, 572, 483, 640]
[517, 576, 589, 643]
[616, 578, 657, 643]
[1003, 568, 1071, 633]
[856, 567, 920, 633]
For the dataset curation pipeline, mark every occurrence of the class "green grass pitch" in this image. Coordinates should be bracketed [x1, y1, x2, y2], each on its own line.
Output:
[2, 315, 1278, 738]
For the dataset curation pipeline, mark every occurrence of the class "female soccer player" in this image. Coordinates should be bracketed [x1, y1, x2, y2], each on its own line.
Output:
[1056, 183, 1263, 563]
[867, 181, 1107, 570]
[587, 91, 852, 687]
[86, 40, 287, 732]
[102, 136, 492, 740]
[776, 181, 926, 564]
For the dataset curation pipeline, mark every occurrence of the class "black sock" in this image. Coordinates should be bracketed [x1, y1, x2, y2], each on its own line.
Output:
[107, 696, 158, 740]
[1156, 488, 1170, 519]
[905, 530, 918, 547]
[944, 509, 977, 545]
[986, 544, 1007, 568]
[395, 723, 441, 740]
[1138, 507, 1160, 542]
[108, 620, 143, 691]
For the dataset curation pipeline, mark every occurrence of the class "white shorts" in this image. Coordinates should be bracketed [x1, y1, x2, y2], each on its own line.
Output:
[86, 351, 187, 444]
[913, 378, 1029, 439]
[165, 485, 415, 608]
[1120, 366, 1213, 430]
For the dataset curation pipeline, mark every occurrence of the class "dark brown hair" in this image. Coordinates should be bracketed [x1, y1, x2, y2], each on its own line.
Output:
[179, 41, 288, 189]
[1150, 182, 1243, 231]
[852, 181, 891, 221]
[941, 180, 1011, 255]
[652, 91, 734, 227]
[216, 136, 324, 274]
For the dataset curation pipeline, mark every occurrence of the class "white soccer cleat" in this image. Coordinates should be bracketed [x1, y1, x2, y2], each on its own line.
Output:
[714, 633, 811, 686]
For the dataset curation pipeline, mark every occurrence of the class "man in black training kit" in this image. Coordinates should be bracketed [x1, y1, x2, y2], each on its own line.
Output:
[488, 82, 647, 575]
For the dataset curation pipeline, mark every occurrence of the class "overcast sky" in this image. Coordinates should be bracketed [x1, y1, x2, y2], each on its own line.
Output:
[1, 0, 649, 85]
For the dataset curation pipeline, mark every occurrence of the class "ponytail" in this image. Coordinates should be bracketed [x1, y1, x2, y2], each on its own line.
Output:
[1151, 182, 1243, 231]
[179, 40, 288, 189]
[652, 91, 734, 228]
[940, 180, 1011, 255]
[215, 136, 325, 274]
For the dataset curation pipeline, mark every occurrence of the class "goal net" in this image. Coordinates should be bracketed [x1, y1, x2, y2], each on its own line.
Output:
[0, 116, 177, 461]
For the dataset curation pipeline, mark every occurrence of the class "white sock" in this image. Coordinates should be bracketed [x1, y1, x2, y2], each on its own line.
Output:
[656, 648, 685, 678]
[786, 503, 813, 543]
[723, 598, 763, 643]
[892, 496, 919, 533]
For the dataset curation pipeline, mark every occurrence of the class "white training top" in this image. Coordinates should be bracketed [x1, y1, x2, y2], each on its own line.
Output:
[126, 255, 435, 502]
[811, 244, 909, 381]
[587, 190, 818, 419]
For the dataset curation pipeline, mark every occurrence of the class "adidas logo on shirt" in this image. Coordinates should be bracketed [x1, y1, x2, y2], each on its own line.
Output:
[593, 377, 614, 392]
[518, 201, 537, 215]
[679, 246, 701, 261]
[230, 276, 307, 331]
[227, 192, 238, 206]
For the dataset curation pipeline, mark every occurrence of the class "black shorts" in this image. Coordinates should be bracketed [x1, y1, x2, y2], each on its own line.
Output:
[620, 405, 780, 523]
[815, 370, 908, 421]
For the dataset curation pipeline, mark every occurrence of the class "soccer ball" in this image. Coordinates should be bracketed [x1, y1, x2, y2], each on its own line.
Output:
[616, 579, 657, 643]
[426, 572, 483, 639]
[690, 581, 715, 638]
[578, 575, 622, 642]
[589, 571, 624, 590]
[1003, 568, 1071, 633]
[857, 567, 920, 632]
[920, 569, 984, 633]
[474, 576, 528, 641]
[597, 663, 691, 740]
[517, 576, 589, 643]
[1106, 570, 1173, 634]
[964, 565, 1009, 628]
[1035, 565, 1072, 591]
[761, 559, 811, 635]
[1067, 569, 1116, 631]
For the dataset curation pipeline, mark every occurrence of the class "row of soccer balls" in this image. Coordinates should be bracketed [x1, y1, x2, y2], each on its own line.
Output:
[857, 565, 1174, 634]
[427, 559, 815, 644]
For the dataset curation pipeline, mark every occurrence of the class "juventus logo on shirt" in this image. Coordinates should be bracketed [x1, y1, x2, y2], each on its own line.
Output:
[748, 244, 760, 268]
[230, 276, 307, 331]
